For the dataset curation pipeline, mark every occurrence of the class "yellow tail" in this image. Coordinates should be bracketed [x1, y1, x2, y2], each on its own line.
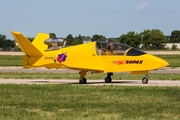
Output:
[11, 31, 49, 56]
[11, 31, 49, 68]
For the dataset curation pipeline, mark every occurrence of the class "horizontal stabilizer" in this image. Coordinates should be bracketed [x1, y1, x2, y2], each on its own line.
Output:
[11, 31, 43, 56]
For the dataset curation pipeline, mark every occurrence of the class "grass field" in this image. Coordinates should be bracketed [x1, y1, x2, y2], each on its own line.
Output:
[1, 55, 180, 120]
[0, 55, 180, 67]
[0, 72, 180, 80]
[157, 55, 180, 68]
[0, 55, 22, 66]
[1, 84, 180, 120]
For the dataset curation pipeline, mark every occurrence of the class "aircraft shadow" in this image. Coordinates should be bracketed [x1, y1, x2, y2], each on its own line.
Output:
[78, 81, 139, 85]
[29, 80, 139, 85]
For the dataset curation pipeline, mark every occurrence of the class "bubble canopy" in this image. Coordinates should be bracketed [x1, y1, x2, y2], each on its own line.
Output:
[96, 41, 146, 56]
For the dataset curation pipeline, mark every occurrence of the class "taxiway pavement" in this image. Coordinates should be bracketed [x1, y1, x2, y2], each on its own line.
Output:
[0, 79, 180, 86]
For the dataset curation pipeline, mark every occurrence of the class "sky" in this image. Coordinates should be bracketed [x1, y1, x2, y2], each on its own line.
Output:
[1, 0, 180, 39]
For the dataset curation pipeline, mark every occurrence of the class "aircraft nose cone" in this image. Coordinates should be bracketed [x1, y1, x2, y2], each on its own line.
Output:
[158, 58, 169, 68]
[147, 54, 169, 70]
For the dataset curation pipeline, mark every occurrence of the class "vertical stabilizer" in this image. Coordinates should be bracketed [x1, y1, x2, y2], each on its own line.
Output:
[32, 33, 49, 53]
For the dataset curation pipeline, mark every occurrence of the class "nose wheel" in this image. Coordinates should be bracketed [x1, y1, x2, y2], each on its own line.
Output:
[142, 75, 148, 84]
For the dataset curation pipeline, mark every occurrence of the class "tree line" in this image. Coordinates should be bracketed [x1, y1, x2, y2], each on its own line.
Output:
[0, 29, 180, 51]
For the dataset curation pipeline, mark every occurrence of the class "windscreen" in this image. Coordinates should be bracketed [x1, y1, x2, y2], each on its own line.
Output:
[96, 41, 130, 55]
[126, 48, 146, 56]
[96, 41, 147, 56]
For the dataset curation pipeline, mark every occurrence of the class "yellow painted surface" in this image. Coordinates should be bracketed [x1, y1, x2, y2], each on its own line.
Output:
[11, 31, 169, 75]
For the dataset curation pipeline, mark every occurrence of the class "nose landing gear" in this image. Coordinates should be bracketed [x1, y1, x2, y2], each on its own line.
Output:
[142, 74, 148, 84]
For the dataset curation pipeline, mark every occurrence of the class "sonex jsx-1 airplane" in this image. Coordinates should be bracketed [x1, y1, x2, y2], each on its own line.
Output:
[11, 31, 169, 84]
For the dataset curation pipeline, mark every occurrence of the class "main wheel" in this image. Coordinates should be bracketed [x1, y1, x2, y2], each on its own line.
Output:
[142, 77, 148, 84]
[105, 77, 112, 83]
[79, 77, 87, 84]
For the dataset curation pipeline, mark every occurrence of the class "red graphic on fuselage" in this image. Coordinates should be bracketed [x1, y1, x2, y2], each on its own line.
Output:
[113, 60, 143, 65]
[57, 52, 67, 63]
[112, 60, 125, 65]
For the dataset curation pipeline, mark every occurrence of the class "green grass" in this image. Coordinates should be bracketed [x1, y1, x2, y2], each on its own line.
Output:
[156, 55, 180, 68]
[0, 55, 180, 120]
[0, 55, 22, 66]
[0, 72, 180, 80]
[0, 84, 180, 120]
[0, 55, 180, 67]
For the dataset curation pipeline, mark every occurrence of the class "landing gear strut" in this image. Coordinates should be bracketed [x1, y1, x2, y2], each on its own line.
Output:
[79, 71, 87, 84]
[142, 74, 148, 84]
[105, 72, 113, 83]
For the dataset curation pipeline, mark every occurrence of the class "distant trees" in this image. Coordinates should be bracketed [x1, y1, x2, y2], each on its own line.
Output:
[140, 29, 167, 49]
[1, 29, 180, 51]
[118, 29, 167, 49]
[169, 30, 180, 43]
[66, 34, 83, 45]
[74, 34, 83, 45]
[0, 34, 15, 51]
[49, 33, 56, 39]
[91, 34, 106, 42]
[66, 34, 74, 45]
[119, 31, 141, 48]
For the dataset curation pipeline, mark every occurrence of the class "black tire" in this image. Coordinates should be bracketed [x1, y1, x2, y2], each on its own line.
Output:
[105, 77, 112, 83]
[79, 77, 87, 84]
[142, 77, 148, 84]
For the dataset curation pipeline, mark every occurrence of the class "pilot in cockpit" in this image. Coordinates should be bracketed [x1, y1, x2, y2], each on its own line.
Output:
[105, 42, 116, 55]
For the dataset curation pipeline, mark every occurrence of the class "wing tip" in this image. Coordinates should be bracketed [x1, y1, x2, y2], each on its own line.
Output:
[11, 31, 21, 35]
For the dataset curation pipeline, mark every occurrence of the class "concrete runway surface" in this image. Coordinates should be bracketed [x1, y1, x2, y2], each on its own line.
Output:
[0, 79, 180, 86]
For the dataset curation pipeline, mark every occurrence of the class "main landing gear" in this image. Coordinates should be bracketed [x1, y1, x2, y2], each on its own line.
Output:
[142, 74, 149, 84]
[79, 71, 87, 84]
[104, 72, 113, 83]
[79, 77, 87, 84]
[79, 71, 113, 84]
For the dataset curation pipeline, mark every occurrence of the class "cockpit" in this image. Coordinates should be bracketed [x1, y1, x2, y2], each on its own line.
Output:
[96, 41, 146, 56]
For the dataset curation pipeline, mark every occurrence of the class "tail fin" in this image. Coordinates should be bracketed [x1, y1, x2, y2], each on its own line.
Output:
[32, 32, 50, 53]
[11, 31, 50, 68]
[11, 31, 49, 57]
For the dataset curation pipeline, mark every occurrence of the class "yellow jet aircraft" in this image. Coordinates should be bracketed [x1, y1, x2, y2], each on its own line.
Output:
[11, 31, 169, 84]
